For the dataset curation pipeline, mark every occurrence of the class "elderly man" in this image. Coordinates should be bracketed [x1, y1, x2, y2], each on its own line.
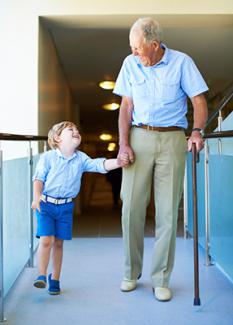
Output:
[114, 17, 208, 301]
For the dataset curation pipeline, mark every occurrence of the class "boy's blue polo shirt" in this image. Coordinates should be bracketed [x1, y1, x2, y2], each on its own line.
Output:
[34, 149, 107, 240]
[33, 149, 107, 199]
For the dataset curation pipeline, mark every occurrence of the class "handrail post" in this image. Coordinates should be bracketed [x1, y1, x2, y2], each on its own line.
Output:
[204, 141, 212, 266]
[217, 110, 222, 132]
[0, 147, 6, 321]
[217, 111, 222, 155]
[28, 141, 34, 267]
[192, 144, 201, 306]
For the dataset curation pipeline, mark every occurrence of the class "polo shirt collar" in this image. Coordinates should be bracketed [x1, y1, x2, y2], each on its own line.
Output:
[55, 148, 77, 161]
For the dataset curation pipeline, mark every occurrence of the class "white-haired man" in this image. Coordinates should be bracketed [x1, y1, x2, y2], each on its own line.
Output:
[114, 17, 208, 301]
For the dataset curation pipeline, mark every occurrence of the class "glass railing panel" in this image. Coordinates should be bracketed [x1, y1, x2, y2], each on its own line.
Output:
[32, 154, 40, 249]
[3, 144, 30, 297]
[208, 137, 233, 156]
[208, 153, 233, 281]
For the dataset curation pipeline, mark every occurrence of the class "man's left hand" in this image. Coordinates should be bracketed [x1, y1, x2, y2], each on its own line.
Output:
[188, 131, 204, 152]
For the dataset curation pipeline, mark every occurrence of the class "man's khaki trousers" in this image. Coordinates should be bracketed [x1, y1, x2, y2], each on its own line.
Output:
[121, 127, 187, 287]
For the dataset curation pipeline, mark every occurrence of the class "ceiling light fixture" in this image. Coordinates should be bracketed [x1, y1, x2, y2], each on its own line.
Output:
[102, 103, 120, 111]
[99, 133, 112, 141]
[99, 81, 115, 90]
[107, 142, 116, 152]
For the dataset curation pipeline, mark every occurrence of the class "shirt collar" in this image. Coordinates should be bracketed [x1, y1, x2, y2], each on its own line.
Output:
[159, 43, 169, 65]
[55, 148, 78, 161]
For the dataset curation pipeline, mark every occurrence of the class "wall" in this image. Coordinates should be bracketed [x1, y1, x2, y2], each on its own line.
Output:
[0, 1, 233, 137]
[38, 22, 76, 137]
[0, 1, 232, 158]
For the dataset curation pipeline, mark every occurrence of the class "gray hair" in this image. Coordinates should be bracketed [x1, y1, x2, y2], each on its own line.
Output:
[130, 17, 162, 43]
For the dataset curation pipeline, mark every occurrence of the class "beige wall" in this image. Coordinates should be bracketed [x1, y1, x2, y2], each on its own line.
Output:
[0, 0, 233, 136]
[38, 22, 77, 137]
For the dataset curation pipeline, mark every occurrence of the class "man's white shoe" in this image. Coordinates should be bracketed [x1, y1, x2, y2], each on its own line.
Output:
[154, 287, 172, 301]
[120, 279, 137, 292]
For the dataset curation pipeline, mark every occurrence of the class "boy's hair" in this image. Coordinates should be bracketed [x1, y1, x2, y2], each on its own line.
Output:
[48, 121, 78, 149]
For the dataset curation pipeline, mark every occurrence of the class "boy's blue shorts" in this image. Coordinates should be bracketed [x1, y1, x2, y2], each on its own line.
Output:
[35, 200, 74, 240]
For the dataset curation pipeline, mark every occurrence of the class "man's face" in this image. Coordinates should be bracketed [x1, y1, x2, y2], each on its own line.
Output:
[129, 30, 155, 66]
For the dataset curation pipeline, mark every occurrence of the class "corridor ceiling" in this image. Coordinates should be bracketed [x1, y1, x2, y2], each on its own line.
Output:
[41, 14, 233, 152]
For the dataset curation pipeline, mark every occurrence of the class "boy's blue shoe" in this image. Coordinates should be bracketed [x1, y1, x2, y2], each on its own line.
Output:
[33, 275, 47, 288]
[48, 273, 61, 295]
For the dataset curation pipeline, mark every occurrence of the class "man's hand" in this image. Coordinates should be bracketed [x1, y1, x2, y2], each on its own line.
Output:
[118, 152, 130, 167]
[117, 144, 135, 167]
[189, 94, 207, 152]
[188, 131, 204, 152]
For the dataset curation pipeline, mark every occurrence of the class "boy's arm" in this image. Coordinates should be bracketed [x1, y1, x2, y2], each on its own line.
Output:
[31, 180, 44, 212]
[81, 151, 129, 173]
[103, 155, 128, 171]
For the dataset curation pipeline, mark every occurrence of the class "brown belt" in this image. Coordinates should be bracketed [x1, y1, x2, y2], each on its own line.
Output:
[135, 125, 183, 132]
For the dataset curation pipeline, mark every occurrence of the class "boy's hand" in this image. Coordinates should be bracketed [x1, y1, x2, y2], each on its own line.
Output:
[117, 145, 134, 168]
[31, 199, 41, 212]
[119, 152, 130, 167]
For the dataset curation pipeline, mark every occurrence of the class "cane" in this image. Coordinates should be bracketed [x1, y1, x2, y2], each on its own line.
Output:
[192, 143, 201, 306]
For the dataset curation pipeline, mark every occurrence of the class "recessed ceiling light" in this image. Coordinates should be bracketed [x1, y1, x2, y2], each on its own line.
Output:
[99, 133, 112, 141]
[102, 103, 120, 111]
[107, 142, 116, 152]
[99, 81, 115, 90]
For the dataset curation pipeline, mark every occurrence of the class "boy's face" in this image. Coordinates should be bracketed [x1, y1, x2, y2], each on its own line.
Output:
[58, 126, 81, 149]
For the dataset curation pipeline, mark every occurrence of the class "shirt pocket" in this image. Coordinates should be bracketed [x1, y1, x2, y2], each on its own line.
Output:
[131, 78, 148, 98]
[160, 80, 181, 103]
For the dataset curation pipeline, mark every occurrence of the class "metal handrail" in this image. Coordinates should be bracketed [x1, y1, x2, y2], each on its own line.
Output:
[0, 133, 47, 141]
[204, 130, 233, 139]
[204, 86, 233, 130]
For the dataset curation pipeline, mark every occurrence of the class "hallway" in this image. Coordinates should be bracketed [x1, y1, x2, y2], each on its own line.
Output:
[73, 173, 156, 238]
[1, 2, 233, 323]
[4, 174, 233, 324]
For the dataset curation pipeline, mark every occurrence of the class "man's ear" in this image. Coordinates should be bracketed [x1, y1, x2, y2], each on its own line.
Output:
[152, 40, 160, 51]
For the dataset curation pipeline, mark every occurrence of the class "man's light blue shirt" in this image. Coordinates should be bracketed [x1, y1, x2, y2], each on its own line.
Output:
[33, 149, 107, 198]
[113, 44, 208, 128]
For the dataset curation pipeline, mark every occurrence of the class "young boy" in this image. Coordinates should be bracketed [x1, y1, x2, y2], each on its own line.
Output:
[31, 121, 128, 295]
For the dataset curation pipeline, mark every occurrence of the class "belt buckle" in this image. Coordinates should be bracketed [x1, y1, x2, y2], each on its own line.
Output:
[54, 198, 59, 204]
[40, 194, 46, 203]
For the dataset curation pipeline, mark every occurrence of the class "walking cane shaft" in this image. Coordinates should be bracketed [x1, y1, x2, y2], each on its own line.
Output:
[192, 144, 201, 306]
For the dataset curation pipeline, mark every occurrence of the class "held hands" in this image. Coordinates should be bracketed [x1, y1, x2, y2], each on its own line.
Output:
[118, 152, 130, 167]
[187, 131, 204, 152]
[117, 145, 135, 167]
